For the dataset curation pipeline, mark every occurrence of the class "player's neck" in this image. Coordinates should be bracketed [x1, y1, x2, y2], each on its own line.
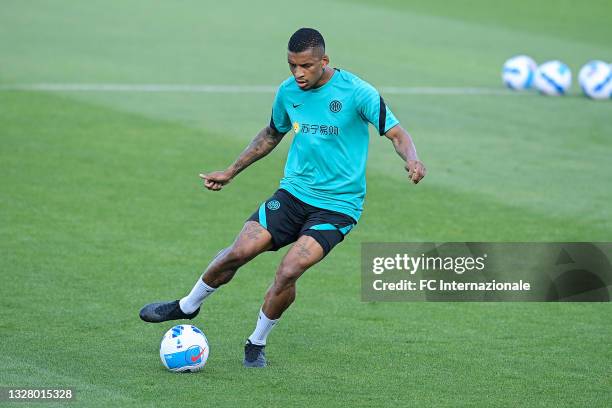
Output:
[312, 67, 335, 89]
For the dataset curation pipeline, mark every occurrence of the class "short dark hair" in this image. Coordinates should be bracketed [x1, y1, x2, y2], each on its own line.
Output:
[288, 28, 325, 54]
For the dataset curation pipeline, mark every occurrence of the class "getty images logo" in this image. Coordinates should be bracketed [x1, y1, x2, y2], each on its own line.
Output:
[372, 253, 488, 275]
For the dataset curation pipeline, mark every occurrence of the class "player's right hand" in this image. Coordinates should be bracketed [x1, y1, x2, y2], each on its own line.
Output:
[405, 160, 426, 184]
[199, 171, 232, 191]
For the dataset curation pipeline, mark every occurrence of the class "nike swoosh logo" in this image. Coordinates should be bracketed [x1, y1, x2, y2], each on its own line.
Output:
[292, 103, 302, 108]
[190, 348, 206, 362]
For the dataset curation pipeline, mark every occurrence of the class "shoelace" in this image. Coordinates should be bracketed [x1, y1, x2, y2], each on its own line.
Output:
[155, 301, 179, 315]
[245, 344, 264, 361]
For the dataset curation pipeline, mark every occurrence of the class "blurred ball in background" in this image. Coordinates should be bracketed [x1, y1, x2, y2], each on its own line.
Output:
[578, 60, 612, 100]
[502, 55, 537, 90]
[534, 60, 572, 96]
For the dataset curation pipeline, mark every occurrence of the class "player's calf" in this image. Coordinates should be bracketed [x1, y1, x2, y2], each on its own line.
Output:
[263, 264, 302, 319]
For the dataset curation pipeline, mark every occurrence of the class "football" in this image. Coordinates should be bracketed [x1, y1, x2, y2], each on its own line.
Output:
[578, 60, 612, 100]
[502, 55, 537, 90]
[534, 60, 572, 96]
[160, 325, 209, 372]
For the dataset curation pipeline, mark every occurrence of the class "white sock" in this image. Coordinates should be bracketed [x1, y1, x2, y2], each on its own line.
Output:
[179, 277, 216, 314]
[248, 309, 278, 346]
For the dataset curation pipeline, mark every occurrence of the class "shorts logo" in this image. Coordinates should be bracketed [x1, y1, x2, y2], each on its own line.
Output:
[329, 100, 342, 113]
[267, 200, 281, 210]
[293, 122, 300, 133]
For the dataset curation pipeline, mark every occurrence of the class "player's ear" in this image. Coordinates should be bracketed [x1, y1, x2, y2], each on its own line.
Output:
[321, 54, 329, 68]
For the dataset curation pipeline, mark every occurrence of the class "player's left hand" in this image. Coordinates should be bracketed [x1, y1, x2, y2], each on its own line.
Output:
[405, 160, 426, 184]
[199, 170, 233, 191]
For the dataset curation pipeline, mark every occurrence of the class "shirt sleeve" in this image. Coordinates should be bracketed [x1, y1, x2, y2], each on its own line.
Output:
[355, 81, 399, 136]
[269, 85, 292, 134]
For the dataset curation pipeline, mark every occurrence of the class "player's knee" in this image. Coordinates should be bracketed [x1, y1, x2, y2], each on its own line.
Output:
[275, 263, 303, 287]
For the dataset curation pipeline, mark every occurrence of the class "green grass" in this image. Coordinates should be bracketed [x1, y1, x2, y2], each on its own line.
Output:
[1, 1, 611, 407]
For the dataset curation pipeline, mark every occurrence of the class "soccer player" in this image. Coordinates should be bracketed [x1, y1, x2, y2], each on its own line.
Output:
[140, 28, 426, 367]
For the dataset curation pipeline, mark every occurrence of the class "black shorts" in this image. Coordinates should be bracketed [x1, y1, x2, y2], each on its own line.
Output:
[247, 189, 356, 256]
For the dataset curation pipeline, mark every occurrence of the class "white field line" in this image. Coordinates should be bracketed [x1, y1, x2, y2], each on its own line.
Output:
[0, 83, 523, 96]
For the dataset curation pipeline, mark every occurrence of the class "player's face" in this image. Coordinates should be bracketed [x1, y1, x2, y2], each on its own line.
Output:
[288, 48, 329, 90]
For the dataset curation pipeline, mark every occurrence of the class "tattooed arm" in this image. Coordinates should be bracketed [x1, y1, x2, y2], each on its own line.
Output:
[199, 125, 286, 191]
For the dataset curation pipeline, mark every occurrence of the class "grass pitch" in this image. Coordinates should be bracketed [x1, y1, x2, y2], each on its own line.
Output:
[1, 1, 611, 406]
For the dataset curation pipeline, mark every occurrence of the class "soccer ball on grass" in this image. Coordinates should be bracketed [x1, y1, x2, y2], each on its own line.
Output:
[534, 60, 572, 96]
[502, 55, 537, 90]
[578, 60, 612, 100]
[160, 325, 209, 372]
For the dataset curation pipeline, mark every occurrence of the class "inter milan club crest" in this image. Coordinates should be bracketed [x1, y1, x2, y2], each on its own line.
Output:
[266, 200, 281, 210]
[329, 100, 342, 113]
